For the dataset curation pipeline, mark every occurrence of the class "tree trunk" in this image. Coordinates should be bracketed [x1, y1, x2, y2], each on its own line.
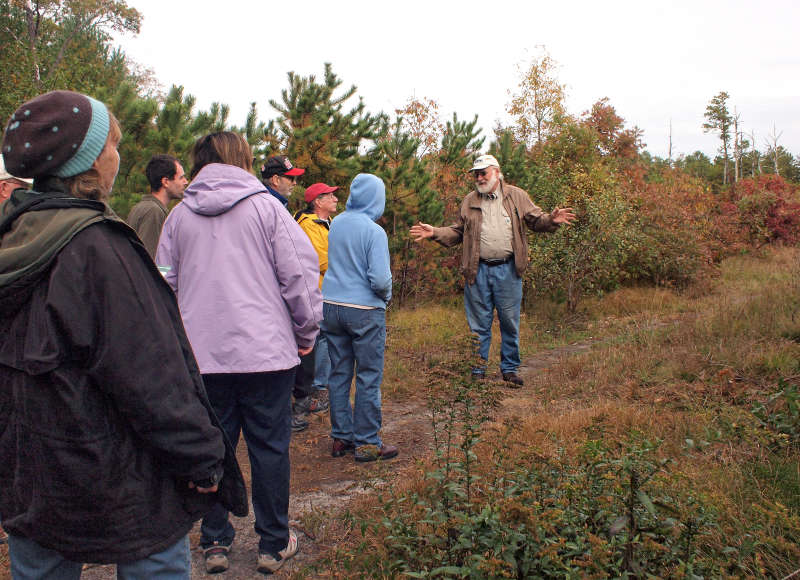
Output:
[733, 113, 740, 183]
[668, 119, 672, 165]
[23, 0, 41, 89]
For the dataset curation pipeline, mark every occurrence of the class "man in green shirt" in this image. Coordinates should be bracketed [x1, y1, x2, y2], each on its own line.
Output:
[127, 154, 188, 258]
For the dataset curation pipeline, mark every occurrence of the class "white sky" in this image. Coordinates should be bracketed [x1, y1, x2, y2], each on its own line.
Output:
[114, 0, 800, 159]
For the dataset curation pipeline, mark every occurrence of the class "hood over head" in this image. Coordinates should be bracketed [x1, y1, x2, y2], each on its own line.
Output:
[344, 173, 384, 222]
[182, 163, 266, 216]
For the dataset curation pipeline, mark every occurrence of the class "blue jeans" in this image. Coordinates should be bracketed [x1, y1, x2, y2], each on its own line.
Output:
[322, 303, 386, 448]
[8, 534, 190, 579]
[200, 370, 294, 556]
[464, 260, 523, 375]
[312, 332, 331, 389]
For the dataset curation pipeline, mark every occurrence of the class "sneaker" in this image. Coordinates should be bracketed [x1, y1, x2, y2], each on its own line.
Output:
[291, 414, 309, 432]
[293, 396, 311, 415]
[331, 438, 355, 457]
[502, 372, 524, 387]
[308, 391, 329, 413]
[354, 443, 399, 462]
[257, 530, 298, 574]
[203, 542, 231, 574]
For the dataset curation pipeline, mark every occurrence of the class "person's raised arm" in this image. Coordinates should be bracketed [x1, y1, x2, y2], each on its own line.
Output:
[410, 221, 434, 241]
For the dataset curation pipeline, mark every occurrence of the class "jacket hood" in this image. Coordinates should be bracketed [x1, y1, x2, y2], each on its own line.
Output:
[345, 174, 385, 221]
[0, 188, 123, 315]
[182, 164, 266, 216]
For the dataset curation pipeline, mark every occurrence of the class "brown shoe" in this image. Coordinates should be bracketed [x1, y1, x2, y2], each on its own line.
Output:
[355, 443, 399, 462]
[502, 372, 524, 387]
[331, 438, 355, 457]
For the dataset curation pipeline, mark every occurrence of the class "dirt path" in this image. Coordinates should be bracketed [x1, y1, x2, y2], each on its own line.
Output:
[184, 338, 598, 579]
[7, 338, 598, 580]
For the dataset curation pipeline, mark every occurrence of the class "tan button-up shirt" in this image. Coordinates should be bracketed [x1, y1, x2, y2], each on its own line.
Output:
[478, 188, 513, 260]
[430, 181, 560, 285]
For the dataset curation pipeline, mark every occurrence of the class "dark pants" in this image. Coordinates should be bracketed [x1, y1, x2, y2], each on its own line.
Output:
[292, 347, 316, 400]
[200, 370, 294, 556]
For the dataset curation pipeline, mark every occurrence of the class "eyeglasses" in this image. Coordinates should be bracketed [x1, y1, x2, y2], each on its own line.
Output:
[473, 170, 489, 178]
[280, 175, 298, 183]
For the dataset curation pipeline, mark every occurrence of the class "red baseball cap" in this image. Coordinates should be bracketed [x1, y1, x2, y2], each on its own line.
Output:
[304, 183, 339, 203]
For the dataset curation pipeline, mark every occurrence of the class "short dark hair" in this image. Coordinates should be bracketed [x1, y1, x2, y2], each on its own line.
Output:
[145, 154, 179, 192]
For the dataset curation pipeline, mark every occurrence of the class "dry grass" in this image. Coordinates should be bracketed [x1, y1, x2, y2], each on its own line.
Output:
[452, 248, 797, 570]
[304, 246, 800, 577]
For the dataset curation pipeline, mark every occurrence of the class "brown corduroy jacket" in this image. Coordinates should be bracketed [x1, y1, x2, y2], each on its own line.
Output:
[431, 181, 560, 285]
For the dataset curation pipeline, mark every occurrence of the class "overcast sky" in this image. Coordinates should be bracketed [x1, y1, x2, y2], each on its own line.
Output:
[114, 0, 800, 159]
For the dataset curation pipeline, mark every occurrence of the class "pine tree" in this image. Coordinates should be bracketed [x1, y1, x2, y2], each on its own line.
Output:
[489, 130, 528, 186]
[433, 113, 485, 218]
[265, 63, 388, 188]
[369, 118, 441, 305]
[702, 92, 733, 185]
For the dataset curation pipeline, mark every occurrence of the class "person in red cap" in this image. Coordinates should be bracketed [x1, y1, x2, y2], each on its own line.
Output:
[292, 183, 340, 418]
[260, 155, 305, 208]
[295, 183, 339, 288]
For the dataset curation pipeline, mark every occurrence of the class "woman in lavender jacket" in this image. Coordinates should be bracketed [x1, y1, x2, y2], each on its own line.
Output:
[156, 132, 321, 574]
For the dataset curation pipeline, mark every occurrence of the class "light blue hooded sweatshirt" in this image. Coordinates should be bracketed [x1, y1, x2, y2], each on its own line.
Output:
[322, 174, 391, 309]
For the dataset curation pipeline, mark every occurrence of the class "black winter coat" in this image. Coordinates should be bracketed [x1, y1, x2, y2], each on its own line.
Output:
[0, 196, 247, 563]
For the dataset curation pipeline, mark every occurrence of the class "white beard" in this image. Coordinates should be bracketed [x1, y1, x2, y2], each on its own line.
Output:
[476, 174, 498, 195]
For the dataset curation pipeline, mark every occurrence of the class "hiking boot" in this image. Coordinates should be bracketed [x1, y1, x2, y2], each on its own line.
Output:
[203, 542, 231, 574]
[291, 414, 309, 432]
[331, 438, 355, 457]
[257, 530, 298, 574]
[355, 443, 399, 462]
[294, 393, 329, 415]
[471, 370, 487, 382]
[502, 372, 524, 387]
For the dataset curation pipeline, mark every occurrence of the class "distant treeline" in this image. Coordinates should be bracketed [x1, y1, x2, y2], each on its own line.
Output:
[2, 0, 799, 310]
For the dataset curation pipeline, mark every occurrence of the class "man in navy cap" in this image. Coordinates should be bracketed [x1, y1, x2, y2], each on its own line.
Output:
[261, 155, 305, 208]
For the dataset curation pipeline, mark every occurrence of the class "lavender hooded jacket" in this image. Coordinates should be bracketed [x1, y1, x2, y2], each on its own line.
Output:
[156, 163, 321, 374]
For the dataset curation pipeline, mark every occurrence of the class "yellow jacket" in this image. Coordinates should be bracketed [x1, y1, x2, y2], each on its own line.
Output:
[295, 211, 329, 288]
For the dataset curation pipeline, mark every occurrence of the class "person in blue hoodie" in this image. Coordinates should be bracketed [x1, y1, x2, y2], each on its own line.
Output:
[322, 173, 398, 462]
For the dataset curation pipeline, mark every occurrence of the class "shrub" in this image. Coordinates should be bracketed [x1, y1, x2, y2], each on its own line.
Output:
[733, 175, 800, 246]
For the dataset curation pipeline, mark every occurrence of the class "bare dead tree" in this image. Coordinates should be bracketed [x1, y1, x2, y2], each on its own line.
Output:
[765, 124, 783, 176]
[668, 118, 673, 165]
[732, 109, 741, 183]
[749, 130, 760, 177]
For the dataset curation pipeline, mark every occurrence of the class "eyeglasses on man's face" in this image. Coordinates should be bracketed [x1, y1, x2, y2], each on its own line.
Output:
[280, 175, 298, 184]
[473, 169, 490, 179]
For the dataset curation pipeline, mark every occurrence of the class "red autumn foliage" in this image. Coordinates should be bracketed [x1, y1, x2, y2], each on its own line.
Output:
[729, 175, 800, 246]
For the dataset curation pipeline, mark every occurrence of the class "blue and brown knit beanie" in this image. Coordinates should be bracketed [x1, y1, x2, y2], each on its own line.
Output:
[2, 90, 110, 179]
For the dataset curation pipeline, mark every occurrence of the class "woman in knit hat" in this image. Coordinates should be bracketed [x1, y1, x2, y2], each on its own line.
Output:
[0, 91, 246, 578]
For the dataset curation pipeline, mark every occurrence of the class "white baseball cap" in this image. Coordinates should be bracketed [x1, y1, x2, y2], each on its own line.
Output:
[469, 154, 500, 172]
[0, 154, 33, 185]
